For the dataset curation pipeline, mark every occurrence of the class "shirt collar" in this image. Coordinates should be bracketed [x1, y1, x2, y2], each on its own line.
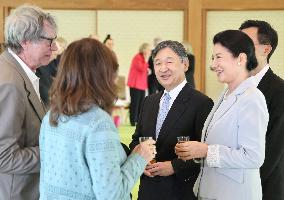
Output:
[8, 48, 40, 99]
[252, 64, 269, 86]
[161, 79, 187, 109]
[8, 48, 39, 82]
[164, 79, 187, 99]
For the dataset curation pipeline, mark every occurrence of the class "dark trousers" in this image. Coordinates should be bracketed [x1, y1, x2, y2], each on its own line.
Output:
[138, 175, 197, 200]
[129, 88, 145, 126]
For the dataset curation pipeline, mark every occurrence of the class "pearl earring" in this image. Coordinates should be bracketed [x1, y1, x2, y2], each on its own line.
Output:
[237, 62, 241, 66]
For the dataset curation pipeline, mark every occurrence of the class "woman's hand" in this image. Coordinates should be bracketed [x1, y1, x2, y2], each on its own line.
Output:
[133, 139, 156, 163]
[175, 141, 208, 161]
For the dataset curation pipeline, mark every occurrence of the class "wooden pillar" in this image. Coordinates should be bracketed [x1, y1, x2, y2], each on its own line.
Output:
[188, 0, 204, 92]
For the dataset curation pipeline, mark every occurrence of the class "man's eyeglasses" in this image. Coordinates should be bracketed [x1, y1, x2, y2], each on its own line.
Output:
[40, 36, 57, 47]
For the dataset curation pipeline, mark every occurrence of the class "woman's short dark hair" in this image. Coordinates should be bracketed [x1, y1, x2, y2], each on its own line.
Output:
[49, 38, 118, 126]
[213, 30, 258, 71]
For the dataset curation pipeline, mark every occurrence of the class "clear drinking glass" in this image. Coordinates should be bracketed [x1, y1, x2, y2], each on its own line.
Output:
[176, 136, 200, 163]
[177, 136, 190, 143]
[139, 136, 153, 143]
[139, 136, 156, 164]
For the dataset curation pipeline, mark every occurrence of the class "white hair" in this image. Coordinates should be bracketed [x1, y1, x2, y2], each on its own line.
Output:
[5, 4, 57, 53]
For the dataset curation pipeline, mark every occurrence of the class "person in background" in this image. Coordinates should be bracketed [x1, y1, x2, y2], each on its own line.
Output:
[127, 43, 152, 126]
[36, 37, 67, 105]
[148, 37, 163, 94]
[103, 34, 114, 50]
[130, 40, 213, 200]
[182, 41, 195, 88]
[49, 37, 67, 62]
[175, 30, 269, 200]
[239, 20, 284, 200]
[39, 38, 156, 200]
[103, 34, 117, 61]
[0, 4, 57, 200]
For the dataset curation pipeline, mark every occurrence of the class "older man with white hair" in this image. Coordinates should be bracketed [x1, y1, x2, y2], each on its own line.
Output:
[0, 4, 57, 200]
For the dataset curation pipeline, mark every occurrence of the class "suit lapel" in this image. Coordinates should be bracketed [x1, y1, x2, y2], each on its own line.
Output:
[26, 86, 46, 120]
[157, 84, 192, 142]
[211, 92, 237, 124]
[257, 68, 272, 95]
[3, 51, 45, 120]
[201, 94, 223, 142]
[203, 77, 256, 141]
[149, 92, 163, 140]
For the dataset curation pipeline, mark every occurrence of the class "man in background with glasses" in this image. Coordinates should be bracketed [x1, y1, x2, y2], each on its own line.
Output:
[0, 4, 57, 200]
[36, 36, 67, 105]
[240, 20, 284, 200]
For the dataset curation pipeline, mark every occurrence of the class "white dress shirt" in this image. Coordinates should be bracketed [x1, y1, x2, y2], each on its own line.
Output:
[253, 64, 269, 86]
[160, 79, 187, 110]
[8, 48, 41, 100]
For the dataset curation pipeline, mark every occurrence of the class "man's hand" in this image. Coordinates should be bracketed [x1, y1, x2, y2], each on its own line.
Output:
[144, 161, 174, 177]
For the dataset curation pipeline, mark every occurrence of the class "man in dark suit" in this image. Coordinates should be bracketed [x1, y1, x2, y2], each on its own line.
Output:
[129, 40, 213, 200]
[0, 5, 57, 200]
[240, 20, 284, 200]
[36, 37, 66, 105]
[36, 55, 60, 105]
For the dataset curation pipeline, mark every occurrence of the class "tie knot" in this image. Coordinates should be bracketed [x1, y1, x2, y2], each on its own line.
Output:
[164, 93, 171, 101]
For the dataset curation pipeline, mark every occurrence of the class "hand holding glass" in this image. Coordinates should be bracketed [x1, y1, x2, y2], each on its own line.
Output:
[139, 137, 156, 164]
[176, 136, 200, 163]
[177, 136, 190, 143]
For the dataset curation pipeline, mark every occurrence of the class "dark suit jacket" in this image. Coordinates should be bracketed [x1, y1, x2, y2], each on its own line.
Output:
[0, 50, 45, 200]
[147, 52, 163, 94]
[258, 68, 284, 200]
[36, 55, 60, 105]
[129, 83, 213, 200]
[185, 53, 195, 89]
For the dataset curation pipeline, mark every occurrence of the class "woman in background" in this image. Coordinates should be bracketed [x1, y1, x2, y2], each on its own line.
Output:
[175, 30, 269, 200]
[39, 38, 155, 200]
[127, 43, 151, 126]
[103, 34, 114, 50]
[103, 34, 117, 61]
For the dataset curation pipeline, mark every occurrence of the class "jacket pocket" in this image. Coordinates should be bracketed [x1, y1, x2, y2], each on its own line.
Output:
[215, 168, 244, 183]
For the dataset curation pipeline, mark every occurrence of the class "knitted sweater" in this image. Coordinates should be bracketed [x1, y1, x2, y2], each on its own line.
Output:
[39, 106, 146, 200]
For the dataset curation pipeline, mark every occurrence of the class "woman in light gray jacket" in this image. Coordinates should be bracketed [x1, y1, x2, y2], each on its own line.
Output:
[175, 30, 269, 200]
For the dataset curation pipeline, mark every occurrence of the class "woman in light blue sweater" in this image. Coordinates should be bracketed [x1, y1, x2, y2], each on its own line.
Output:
[39, 38, 156, 200]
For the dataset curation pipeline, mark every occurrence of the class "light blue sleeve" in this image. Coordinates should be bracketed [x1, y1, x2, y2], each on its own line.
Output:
[209, 93, 268, 169]
[39, 114, 49, 197]
[85, 116, 147, 200]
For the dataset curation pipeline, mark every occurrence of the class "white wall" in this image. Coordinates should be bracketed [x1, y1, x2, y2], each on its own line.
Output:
[47, 9, 97, 44]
